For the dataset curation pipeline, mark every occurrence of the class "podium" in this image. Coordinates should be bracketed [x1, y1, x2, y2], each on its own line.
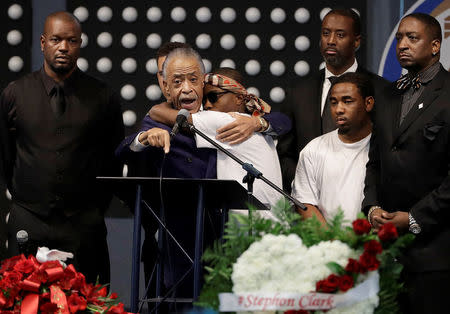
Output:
[97, 176, 269, 313]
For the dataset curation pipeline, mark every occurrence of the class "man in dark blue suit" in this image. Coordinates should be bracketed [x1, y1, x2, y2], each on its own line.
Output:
[363, 13, 450, 314]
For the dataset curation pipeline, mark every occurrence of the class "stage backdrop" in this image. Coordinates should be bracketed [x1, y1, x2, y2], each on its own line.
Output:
[3, 0, 449, 308]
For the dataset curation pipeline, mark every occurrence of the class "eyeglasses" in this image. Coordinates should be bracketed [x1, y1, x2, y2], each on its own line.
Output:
[204, 91, 230, 104]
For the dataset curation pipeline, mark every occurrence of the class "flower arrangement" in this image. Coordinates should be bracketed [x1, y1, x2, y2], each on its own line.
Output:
[0, 253, 128, 313]
[197, 200, 414, 313]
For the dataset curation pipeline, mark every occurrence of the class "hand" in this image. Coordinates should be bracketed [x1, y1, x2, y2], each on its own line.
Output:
[370, 207, 390, 232]
[138, 128, 170, 154]
[373, 211, 409, 232]
[215, 113, 260, 145]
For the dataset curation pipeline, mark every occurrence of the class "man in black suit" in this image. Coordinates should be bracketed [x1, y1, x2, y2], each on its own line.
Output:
[363, 13, 450, 314]
[0, 12, 124, 284]
[277, 8, 388, 192]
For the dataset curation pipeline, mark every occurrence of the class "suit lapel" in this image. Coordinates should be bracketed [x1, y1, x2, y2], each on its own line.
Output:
[393, 68, 446, 143]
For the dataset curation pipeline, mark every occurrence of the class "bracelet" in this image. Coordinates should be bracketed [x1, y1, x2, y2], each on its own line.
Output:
[258, 116, 269, 132]
[368, 206, 381, 226]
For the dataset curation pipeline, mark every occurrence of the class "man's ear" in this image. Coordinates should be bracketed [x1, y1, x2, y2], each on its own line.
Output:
[163, 81, 170, 97]
[40, 35, 45, 52]
[354, 34, 361, 52]
[431, 39, 441, 56]
[365, 96, 374, 112]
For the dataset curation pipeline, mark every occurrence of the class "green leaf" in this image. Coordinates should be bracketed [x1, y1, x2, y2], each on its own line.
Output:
[326, 262, 345, 275]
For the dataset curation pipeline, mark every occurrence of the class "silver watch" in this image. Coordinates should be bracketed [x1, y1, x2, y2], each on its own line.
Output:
[408, 212, 421, 234]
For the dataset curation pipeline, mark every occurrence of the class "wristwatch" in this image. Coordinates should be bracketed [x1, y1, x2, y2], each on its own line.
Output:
[408, 212, 421, 234]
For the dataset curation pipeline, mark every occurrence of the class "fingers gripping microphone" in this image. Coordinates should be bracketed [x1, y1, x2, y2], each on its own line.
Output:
[170, 109, 190, 138]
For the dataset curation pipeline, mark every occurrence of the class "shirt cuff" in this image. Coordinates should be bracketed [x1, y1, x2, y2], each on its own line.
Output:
[261, 123, 275, 135]
[130, 132, 148, 152]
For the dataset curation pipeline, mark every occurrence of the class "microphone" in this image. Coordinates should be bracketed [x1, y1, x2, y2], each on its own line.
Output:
[170, 109, 190, 138]
[16, 230, 34, 256]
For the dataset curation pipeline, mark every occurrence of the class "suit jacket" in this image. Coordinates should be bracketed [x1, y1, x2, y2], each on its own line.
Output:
[277, 66, 389, 191]
[363, 65, 450, 272]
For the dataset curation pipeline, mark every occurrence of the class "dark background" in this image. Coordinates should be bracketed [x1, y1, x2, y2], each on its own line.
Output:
[0, 0, 424, 308]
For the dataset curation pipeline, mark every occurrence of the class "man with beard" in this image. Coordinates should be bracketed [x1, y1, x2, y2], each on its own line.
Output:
[277, 8, 388, 192]
[291, 73, 374, 225]
[0, 11, 124, 284]
[363, 13, 450, 313]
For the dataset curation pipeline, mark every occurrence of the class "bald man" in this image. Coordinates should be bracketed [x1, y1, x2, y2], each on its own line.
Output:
[0, 11, 124, 284]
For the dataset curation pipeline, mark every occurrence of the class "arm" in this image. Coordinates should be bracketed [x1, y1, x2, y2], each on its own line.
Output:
[291, 143, 326, 224]
[115, 115, 171, 160]
[148, 101, 178, 126]
[361, 123, 394, 231]
[0, 83, 17, 189]
[192, 111, 235, 149]
[296, 204, 327, 226]
[216, 111, 292, 145]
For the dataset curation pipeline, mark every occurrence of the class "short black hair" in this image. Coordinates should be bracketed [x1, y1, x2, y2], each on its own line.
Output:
[212, 67, 246, 86]
[403, 13, 442, 42]
[325, 8, 361, 36]
[156, 41, 191, 59]
[331, 72, 374, 99]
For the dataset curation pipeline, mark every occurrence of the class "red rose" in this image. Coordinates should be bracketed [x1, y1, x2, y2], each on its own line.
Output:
[359, 252, 380, 272]
[316, 274, 340, 293]
[364, 240, 383, 256]
[107, 303, 126, 313]
[70, 272, 86, 291]
[13, 259, 36, 274]
[344, 258, 361, 273]
[338, 275, 354, 292]
[352, 219, 372, 235]
[0, 255, 25, 273]
[68, 293, 87, 313]
[3, 270, 23, 284]
[378, 223, 398, 242]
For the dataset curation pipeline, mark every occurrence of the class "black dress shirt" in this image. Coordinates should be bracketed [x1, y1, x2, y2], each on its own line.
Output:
[0, 68, 124, 216]
[399, 61, 441, 124]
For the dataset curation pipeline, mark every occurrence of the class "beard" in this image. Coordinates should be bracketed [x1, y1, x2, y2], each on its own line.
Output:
[50, 59, 76, 74]
[323, 53, 345, 68]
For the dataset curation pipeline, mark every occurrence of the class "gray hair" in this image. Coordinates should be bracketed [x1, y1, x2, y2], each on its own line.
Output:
[162, 47, 205, 80]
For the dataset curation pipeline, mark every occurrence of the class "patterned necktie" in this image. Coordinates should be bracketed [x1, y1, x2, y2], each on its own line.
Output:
[395, 73, 421, 91]
[50, 85, 65, 117]
[322, 76, 339, 134]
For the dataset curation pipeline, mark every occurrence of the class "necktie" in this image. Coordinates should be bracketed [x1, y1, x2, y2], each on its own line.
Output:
[396, 73, 421, 91]
[321, 76, 338, 134]
[50, 85, 65, 117]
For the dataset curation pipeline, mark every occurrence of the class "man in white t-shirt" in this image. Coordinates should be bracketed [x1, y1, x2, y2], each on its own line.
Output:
[291, 72, 374, 224]
[192, 69, 284, 217]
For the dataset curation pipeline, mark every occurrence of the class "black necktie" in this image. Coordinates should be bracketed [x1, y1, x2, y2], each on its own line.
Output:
[50, 85, 65, 117]
[321, 76, 338, 134]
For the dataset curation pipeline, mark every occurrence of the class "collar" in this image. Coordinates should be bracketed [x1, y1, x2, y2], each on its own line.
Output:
[39, 66, 81, 95]
[40, 67, 58, 95]
[414, 61, 441, 85]
[325, 59, 358, 80]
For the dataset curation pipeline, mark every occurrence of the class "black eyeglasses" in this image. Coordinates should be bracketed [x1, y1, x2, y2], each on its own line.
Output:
[203, 91, 230, 104]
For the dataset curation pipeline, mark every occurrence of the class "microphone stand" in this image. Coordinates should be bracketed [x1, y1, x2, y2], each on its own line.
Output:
[185, 122, 306, 211]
